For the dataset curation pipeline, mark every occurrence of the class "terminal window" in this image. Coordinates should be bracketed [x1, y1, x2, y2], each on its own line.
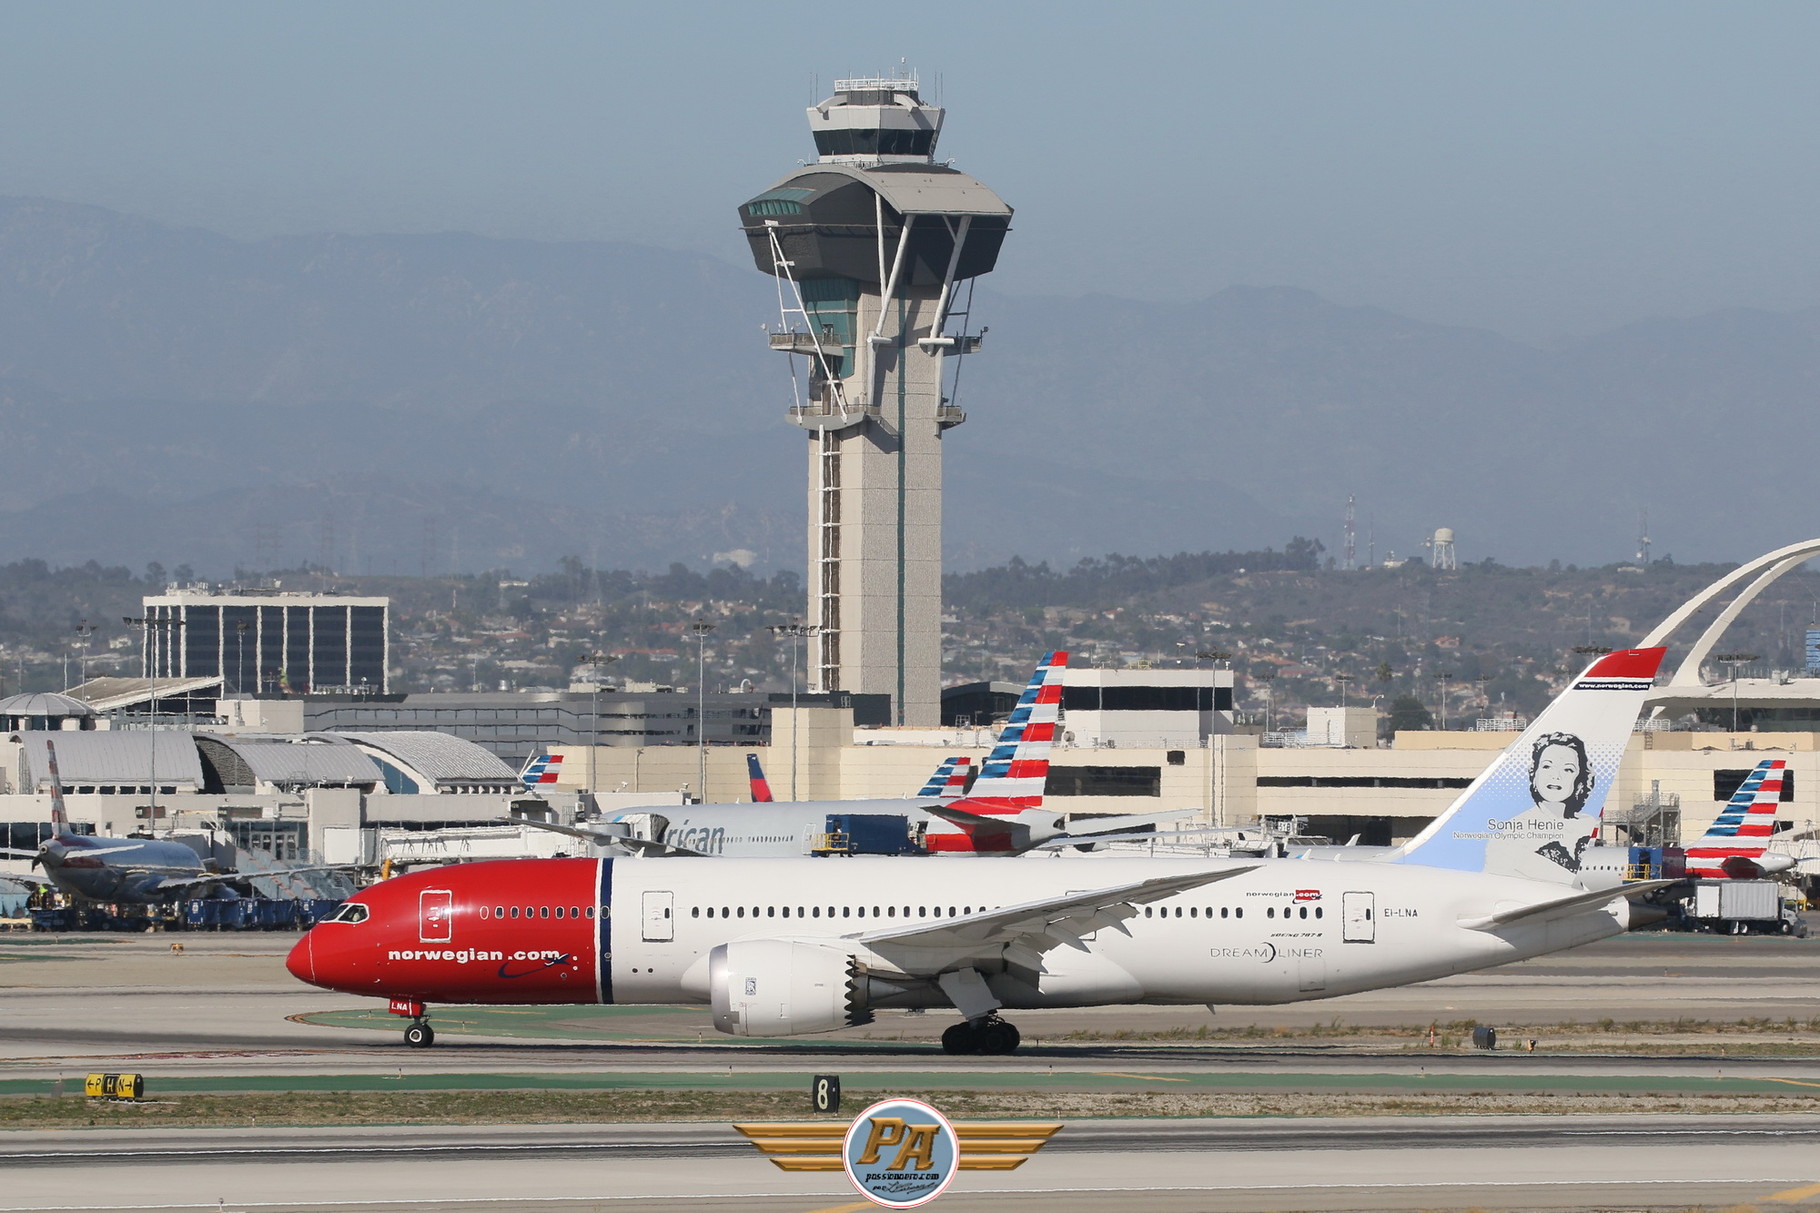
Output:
[1713, 769, 1795, 802]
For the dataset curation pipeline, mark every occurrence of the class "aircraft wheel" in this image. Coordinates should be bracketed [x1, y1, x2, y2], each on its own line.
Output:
[941, 1022, 975, 1055]
[977, 1019, 1020, 1056]
[404, 1021, 434, 1048]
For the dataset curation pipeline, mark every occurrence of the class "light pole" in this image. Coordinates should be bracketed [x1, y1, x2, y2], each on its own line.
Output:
[690, 620, 716, 803]
[1335, 672, 1353, 711]
[123, 614, 185, 829]
[235, 620, 250, 698]
[1436, 671, 1453, 731]
[1252, 668, 1276, 734]
[74, 619, 96, 688]
[768, 622, 820, 800]
[1716, 652, 1760, 734]
[582, 649, 618, 800]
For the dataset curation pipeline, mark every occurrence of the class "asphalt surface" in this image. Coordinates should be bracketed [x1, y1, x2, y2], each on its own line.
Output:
[4, 931, 1820, 1210]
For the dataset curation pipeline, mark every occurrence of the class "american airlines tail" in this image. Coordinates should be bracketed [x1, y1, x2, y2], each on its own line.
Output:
[745, 753, 775, 803]
[916, 756, 975, 800]
[1685, 758, 1792, 878]
[1395, 647, 1665, 884]
[519, 753, 563, 788]
[44, 739, 70, 835]
[959, 650, 1067, 812]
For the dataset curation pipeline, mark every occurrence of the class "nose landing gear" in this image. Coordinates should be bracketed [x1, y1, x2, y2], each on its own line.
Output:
[941, 1016, 1021, 1056]
[387, 998, 436, 1047]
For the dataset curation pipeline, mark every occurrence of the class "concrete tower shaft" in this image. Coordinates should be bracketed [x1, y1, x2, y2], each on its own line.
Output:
[738, 75, 1011, 726]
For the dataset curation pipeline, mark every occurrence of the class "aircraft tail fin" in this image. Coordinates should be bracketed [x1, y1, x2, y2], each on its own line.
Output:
[519, 752, 563, 788]
[1685, 757, 1786, 879]
[745, 753, 775, 802]
[961, 651, 1067, 810]
[916, 756, 975, 799]
[1395, 647, 1665, 884]
[44, 739, 69, 834]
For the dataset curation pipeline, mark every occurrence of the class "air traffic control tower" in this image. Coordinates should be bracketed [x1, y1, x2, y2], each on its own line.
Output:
[738, 73, 1011, 726]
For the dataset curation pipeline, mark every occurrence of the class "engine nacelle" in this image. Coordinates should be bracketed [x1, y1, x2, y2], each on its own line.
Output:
[709, 939, 878, 1037]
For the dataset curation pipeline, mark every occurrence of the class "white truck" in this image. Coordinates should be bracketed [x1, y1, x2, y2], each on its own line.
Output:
[1690, 879, 1805, 935]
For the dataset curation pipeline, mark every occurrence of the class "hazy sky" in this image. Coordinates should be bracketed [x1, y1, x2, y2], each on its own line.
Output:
[3, 1, 1816, 341]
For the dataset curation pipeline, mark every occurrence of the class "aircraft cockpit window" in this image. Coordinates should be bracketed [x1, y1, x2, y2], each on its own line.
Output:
[325, 903, 369, 924]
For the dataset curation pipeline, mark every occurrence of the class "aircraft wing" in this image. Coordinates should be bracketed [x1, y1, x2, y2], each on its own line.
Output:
[1457, 879, 1681, 931]
[507, 816, 709, 857]
[849, 866, 1257, 969]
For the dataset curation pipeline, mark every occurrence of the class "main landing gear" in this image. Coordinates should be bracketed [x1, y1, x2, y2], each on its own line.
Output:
[941, 1016, 1021, 1056]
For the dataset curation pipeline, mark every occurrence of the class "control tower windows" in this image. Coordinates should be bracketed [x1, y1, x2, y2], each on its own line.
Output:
[813, 128, 936, 159]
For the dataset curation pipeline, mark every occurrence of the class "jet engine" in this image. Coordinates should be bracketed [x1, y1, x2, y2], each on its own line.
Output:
[709, 940, 909, 1037]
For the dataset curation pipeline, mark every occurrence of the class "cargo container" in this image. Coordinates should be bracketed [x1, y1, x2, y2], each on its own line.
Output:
[1690, 879, 1803, 935]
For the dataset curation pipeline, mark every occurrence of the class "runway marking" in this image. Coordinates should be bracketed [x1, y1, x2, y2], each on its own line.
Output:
[1765, 1078, 1820, 1091]
[1767, 1181, 1820, 1202]
[1092, 1071, 1188, 1083]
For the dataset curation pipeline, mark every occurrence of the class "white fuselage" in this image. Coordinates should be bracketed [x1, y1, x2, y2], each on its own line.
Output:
[601, 855, 1629, 1010]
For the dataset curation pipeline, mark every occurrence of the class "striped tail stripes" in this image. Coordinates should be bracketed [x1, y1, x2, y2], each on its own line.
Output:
[962, 651, 1067, 811]
[917, 756, 976, 799]
[519, 753, 563, 788]
[1685, 758, 1787, 879]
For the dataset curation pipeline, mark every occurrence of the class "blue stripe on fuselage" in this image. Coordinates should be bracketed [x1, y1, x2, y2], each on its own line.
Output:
[597, 857, 614, 1005]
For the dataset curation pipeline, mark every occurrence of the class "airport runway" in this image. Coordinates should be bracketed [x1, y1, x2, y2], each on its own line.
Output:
[2, 1116, 1819, 1211]
[4, 932, 1819, 1081]
[5, 932, 1820, 1211]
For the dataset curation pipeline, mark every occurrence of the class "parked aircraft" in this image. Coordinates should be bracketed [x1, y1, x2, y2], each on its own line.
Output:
[0, 740, 342, 905]
[513, 653, 1184, 857]
[289, 647, 1673, 1051]
[1682, 758, 1797, 879]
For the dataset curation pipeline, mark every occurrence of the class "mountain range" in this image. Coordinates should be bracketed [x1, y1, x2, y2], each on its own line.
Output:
[0, 195, 1812, 576]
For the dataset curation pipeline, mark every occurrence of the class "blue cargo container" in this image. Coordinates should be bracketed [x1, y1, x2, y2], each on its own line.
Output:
[819, 814, 922, 856]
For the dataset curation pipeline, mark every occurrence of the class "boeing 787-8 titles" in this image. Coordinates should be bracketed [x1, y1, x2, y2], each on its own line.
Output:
[290, 647, 1671, 1052]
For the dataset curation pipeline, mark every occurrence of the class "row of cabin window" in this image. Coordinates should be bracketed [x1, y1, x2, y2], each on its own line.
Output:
[692, 904, 993, 920]
[478, 905, 598, 920]
[1140, 904, 1324, 920]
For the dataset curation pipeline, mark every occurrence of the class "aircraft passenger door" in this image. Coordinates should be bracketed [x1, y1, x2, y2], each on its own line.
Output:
[1342, 892, 1375, 943]
[641, 891, 674, 943]
[419, 890, 453, 943]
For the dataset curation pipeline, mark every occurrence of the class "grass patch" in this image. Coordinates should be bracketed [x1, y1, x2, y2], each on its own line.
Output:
[1048, 1015, 1820, 1052]
[6, 1086, 1820, 1130]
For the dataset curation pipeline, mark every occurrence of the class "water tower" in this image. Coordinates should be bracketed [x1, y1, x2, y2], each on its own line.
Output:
[1430, 527, 1458, 571]
[738, 72, 1011, 725]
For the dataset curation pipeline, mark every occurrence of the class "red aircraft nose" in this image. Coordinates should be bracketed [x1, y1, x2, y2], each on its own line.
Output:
[286, 932, 316, 986]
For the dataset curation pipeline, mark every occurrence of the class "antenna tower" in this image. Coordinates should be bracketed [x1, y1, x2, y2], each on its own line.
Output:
[1342, 496, 1357, 571]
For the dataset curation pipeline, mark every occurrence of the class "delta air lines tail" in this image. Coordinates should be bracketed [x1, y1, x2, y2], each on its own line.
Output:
[1395, 647, 1665, 884]
[745, 753, 775, 803]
